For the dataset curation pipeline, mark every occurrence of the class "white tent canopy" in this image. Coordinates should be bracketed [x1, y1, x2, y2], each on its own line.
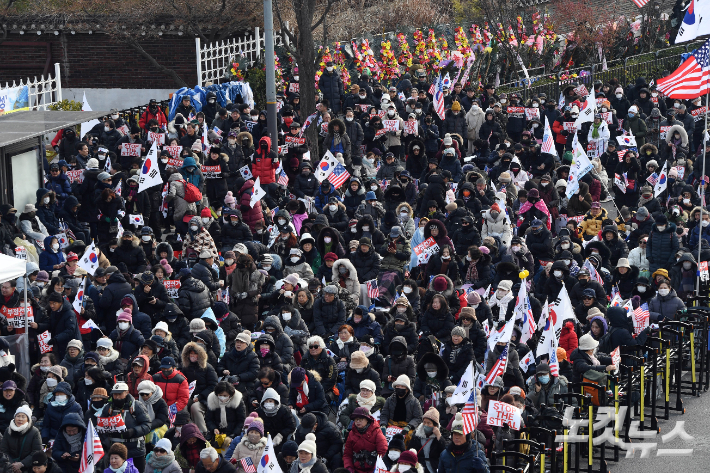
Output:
[0, 254, 26, 284]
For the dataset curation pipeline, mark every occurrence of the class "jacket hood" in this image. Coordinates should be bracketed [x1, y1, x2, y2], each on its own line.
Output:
[607, 306, 631, 329]
[415, 352, 449, 380]
[258, 136, 272, 154]
[133, 355, 151, 377]
[181, 342, 209, 368]
[255, 333, 276, 351]
[425, 273, 455, 298]
[179, 423, 206, 446]
[123, 293, 140, 313]
[59, 412, 87, 431]
[389, 335, 409, 353]
[260, 387, 281, 406]
[43, 235, 58, 251]
[237, 131, 253, 147]
[666, 124, 688, 146]
[332, 258, 358, 283]
[408, 138, 425, 155]
[156, 242, 175, 261]
[207, 389, 243, 411]
[181, 156, 197, 169]
[639, 143, 658, 155]
[201, 307, 219, 328]
[63, 195, 80, 211]
[263, 315, 284, 335]
[423, 219, 448, 240]
[396, 202, 413, 218]
[589, 316, 608, 336]
[328, 118, 346, 134]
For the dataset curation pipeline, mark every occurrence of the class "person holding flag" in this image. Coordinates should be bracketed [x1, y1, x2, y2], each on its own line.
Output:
[569, 334, 616, 384]
[485, 340, 524, 389]
[525, 361, 568, 409]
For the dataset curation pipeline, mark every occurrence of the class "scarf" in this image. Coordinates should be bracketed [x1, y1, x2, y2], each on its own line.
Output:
[142, 386, 164, 421]
[63, 429, 84, 452]
[147, 450, 176, 472]
[218, 395, 233, 428]
[232, 268, 250, 292]
[290, 457, 317, 473]
[466, 260, 480, 282]
[517, 200, 551, 230]
[589, 353, 600, 366]
[357, 392, 377, 411]
[9, 420, 31, 434]
[591, 122, 601, 139]
[224, 263, 236, 277]
[295, 375, 310, 408]
[336, 336, 353, 349]
[109, 462, 129, 473]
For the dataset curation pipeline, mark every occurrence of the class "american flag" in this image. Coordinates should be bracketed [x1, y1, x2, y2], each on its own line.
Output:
[366, 279, 379, 299]
[327, 163, 351, 188]
[60, 221, 76, 241]
[632, 0, 649, 7]
[461, 389, 479, 434]
[657, 39, 710, 98]
[541, 116, 556, 155]
[277, 169, 289, 186]
[485, 344, 508, 385]
[548, 338, 560, 376]
[167, 403, 178, 427]
[634, 303, 650, 319]
[432, 73, 446, 119]
[240, 457, 257, 473]
[646, 172, 659, 186]
[79, 419, 104, 473]
[617, 150, 626, 162]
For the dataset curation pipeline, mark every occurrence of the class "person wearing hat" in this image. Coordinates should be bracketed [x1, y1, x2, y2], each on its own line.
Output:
[52, 410, 88, 473]
[312, 279, 347, 337]
[132, 272, 168, 323]
[151, 356, 190, 412]
[227, 252, 266, 331]
[41, 381, 82, 442]
[342, 178, 366, 220]
[217, 331, 260, 395]
[95, 382, 152, 471]
[293, 410, 344, 469]
[569, 334, 616, 384]
[631, 276, 655, 304]
[230, 415, 267, 471]
[45, 290, 82, 362]
[32, 450, 63, 473]
[442, 325, 475, 385]
[579, 201, 608, 241]
[646, 214, 680, 273]
[284, 247, 315, 281]
[343, 349, 382, 398]
[343, 406, 387, 473]
[406, 405, 446, 473]
[440, 408, 489, 470]
[276, 440, 300, 473]
[1, 405, 42, 473]
[338, 379, 386, 429]
[610, 257, 639, 300]
[299, 336, 338, 398]
[145, 438, 181, 473]
[287, 365, 327, 415]
[377, 225, 410, 280]
[379, 374, 422, 440]
[526, 361, 568, 410]
[412, 351, 451, 404]
[254, 384, 296, 447]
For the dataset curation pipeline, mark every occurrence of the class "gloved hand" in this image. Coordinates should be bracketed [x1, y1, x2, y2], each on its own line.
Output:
[561, 130, 569, 136]
[239, 292, 248, 299]
[122, 428, 136, 439]
[273, 433, 283, 446]
[402, 425, 411, 435]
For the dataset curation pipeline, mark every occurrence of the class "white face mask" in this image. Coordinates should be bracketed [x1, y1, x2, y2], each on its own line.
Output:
[46, 378, 57, 388]
[370, 185, 377, 191]
[43, 197, 50, 204]
[683, 262, 692, 270]
[104, 126, 110, 132]
[282, 312, 292, 321]
[399, 465, 411, 472]
[362, 226, 370, 232]
[142, 235, 151, 242]
[291, 257, 300, 263]
[658, 288, 670, 296]
[278, 219, 287, 225]
[329, 204, 337, 212]
[561, 243, 570, 249]
[293, 76, 299, 81]
[326, 67, 333, 72]
[657, 225, 666, 232]
[403, 287, 412, 294]
[346, 116, 353, 122]
[396, 307, 407, 313]
[442, 255, 450, 260]
[703, 221, 710, 227]
[218, 395, 229, 402]
[388, 111, 395, 117]
[511, 245, 521, 253]
[426, 370, 437, 378]
[262, 266, 271, 271]
[388, 452, 401, 461]
[563, 259, 571, 266]
[202, 217, 210, 225]
[190, 225, 199, 232]
[533, 103, 539, 108]
[472, 303, 479, 309]
[637, 285, 647, 293]
[350, 227, 357, 233]
[40, 366, 50, 372]
[85, 378, 94, 385]
[616, 94, 623, 99]
[225, 259, 234, 266]
[324, 237, 332, 243]
[553, 270, 563, 278]
[532, 123, 539, 128]
[52, 243, 60, 251]
[263, 401, 276, 410]
[55, 395, 67, 403]
[118, 322, 130, 330]
[400, 211, 408, 217]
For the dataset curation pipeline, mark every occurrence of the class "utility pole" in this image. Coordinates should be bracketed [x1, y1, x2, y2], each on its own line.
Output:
[264, 0, 279, 142]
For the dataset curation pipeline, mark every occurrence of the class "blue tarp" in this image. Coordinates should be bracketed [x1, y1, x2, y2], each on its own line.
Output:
[168, 81, 255, 121]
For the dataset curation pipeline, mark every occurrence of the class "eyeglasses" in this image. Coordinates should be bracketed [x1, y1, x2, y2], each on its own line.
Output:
[308, 345, 320, 350]
[154, 449, 166, 454]
[140, 393, 151, 397]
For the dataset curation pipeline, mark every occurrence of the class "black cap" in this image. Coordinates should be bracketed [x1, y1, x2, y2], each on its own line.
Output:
[32, 452, 48, 467]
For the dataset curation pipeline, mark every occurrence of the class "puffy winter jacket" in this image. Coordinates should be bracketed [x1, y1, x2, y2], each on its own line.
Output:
[152, 368, 189, 411]
[41, 384, 83, 440]
[177, 276, 212, 319]
[218, 346, 261, 394]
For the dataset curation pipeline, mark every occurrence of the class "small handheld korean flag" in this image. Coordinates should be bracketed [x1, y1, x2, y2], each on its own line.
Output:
[239, 165, 253, 180]
[250, 177, 266, 208]
[449, 362, 476, 404]
[137, 142, 163, 193]
[654, 161, 668, 198]
[72, 277, 86, 313]
[314, 150, 339, 182]
[82, 319, 100, 331]
[129, 214, 144, 227]
[78, 241, 100, 275]
[257, 434, 283, 473]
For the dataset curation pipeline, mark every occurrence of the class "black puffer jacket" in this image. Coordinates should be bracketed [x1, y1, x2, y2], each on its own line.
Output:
[217, 345, 261, 393]
[420, 300, 455, 344]
[255, 387, 297, 440]
[177, 276, 212, 319]
[312, 292, 346, 337]
[180, 342, 219, 403]
[192, 260, 221, 292]
[412, 352, 452, 400]
[441, 336, 475, 384]
[293, 410, 344, 461]
[111, 238, 148, 274]
[96, 272, 133, 330]
[220, 209, 253, 249]
[205, 390, 247, 438]
[262, 315, 295, 369]
[134, 278, 169, 318]
[381, 319, 418, 355]
[348, 244, 381, 282]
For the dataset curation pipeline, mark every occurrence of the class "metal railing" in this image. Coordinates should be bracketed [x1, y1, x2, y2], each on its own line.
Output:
[1, 62, 62, 111]
[195, 24, 290, 87]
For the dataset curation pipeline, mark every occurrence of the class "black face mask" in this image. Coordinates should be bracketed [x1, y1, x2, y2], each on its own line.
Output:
[112, 397, 126, 409]
[92, 400, 106, 410]
[260, 143, 268, 149]
[395, 388, 408, 398]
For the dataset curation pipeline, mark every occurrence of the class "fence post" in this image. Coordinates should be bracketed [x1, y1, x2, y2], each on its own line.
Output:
[54, 62, 62, 104]
[591, 64, 596, 90]
[195, 37, 203, 87]
[255, 27, 262, 62]
[284, 21, 290, 47]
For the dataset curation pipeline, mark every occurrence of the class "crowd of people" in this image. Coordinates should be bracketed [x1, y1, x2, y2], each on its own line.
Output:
[0, 61, 707, 473]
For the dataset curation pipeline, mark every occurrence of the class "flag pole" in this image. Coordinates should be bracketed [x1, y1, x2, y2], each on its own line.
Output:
[696, 87, 708, 296]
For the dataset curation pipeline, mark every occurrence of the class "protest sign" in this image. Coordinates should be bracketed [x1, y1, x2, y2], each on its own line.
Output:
[201, 165, 221, 179]
[563, 122, 577, 132]
[66, 170, 85, 184]
[383, 120, 400, 132]
[147, 132, 165, 145]
[601, 112, 613, 124]
[525, 107, 540, 121]
[164, 280, 181, 299]
[659, 126, 671, 140]
[487, 400, 522, 430]
[14, 246, 26, 260]
[507, 106, 524, 118]
[38, 331, 52, 353]
[289, 82, 299, 93]
[285, 136, 306, 147]
[403, 120, 418, 135]
[96, 414, 126, 433]
[121, 143, 141, 157]
[1, 304, 34, 329]
[413, 237, 440, 264]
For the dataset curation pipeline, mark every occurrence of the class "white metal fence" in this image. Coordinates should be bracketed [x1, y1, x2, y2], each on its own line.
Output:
[195, 25, 290, 87]
[1, 63, 62, 111]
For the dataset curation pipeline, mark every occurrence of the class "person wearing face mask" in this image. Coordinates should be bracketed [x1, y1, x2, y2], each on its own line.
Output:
[100, 119, 123, 155]
[526, 362, 568, 409]
[380, 300, 417, 353]
[219, 210, 252, 252]
[45, 291, 82, 362]
[318, 61, 344, 114]
[463, 99, 486, 154]
[622, 105, 647, 147]
[378, 373, 423, 439]
[41, 381, 82, 443]
[177, 342, 219, 436]
[374, 336, 412, 398]
[668, 253, 697, 300]
[140, 99, 168, 132]
[646, 214, 679, 273]
[343, 350, 382, 398]
[253, 333, 284, 378]
[283, 248, 314, 280]
[38, 235, 67, 273]
[542, 260, 578, 303]
[107, 309, 145, 359]
[610, 87, 631, 119]
[343, 407, 388, 473]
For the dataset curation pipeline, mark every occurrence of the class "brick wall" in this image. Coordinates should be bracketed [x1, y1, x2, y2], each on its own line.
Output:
[0, 32, 198, 89]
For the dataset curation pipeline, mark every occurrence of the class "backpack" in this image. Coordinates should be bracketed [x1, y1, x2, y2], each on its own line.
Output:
[182, 180, 203, 203]
[597, 326, 619, 354]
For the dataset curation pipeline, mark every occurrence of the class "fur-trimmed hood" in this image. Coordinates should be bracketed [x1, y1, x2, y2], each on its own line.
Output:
[237, 131, 253, 148]
[181, 342, 208, 369]
[640, 143, 658, 155]
[328, 118, 346, 135]
[666, 124, 688, 147]
[415, 351, 449, 381]
[206, 390, 243, 410]
[423, 219, 449, 240]
[332, 258, 358, 283]
[426, 273, 455, 298]
[396, 202, 413, 218]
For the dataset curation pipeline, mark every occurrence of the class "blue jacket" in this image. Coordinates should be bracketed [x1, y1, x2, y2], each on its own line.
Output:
[688, 224, 710, 250]
[180, 156, 204, 189]
[39, 236, 65, 272]
[49, 299, 81, 360]
[314, 182, 338, 213]
[45, 173, 72, 207]
[439, 153, 463, 182]
[42, 384, 83, 441]
[438, 442, 490, 473]
[52, 413, 86, 470]
[36, 189, 61, 235]
[202, 307, 226, 358]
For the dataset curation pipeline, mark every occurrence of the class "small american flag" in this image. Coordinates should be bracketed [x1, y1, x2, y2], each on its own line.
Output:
[79, 419, 104, 473]
[167, 403, 177, 427]
[366, 279, 379, 299]
[485, 344, 508, 384]
[61, 221, 76, 241]
[646, 172, 659, 186]
[461, 389, 479, 434]
[632, 0, 648, 9]
[327, 163, 351, 188]
[432, 73, 446, 120]
[548, 339, 560, 376]
[240, 457, 257, 473]
[634, 303, 650, 319]
[617, 150, 626, 162]
[277, 169, 289, 186]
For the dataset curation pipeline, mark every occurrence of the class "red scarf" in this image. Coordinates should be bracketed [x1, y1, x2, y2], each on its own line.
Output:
[517, 200, 551, 230]
[295, 374, 310, 409]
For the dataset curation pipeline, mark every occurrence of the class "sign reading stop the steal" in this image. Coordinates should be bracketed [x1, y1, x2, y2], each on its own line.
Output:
[487, 400, 522, 430]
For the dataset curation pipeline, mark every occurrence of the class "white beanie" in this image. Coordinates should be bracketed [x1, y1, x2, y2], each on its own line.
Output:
[97, 338, 113, 349]
[153, 321, 170, 336]
[87, 158, 99, 170]
[298, 433, 317, 456]
[393, 374, 411, 391]
[155, 438, 172, 452]
[360, 379, 377, 392]
[15, 405, 32, 420]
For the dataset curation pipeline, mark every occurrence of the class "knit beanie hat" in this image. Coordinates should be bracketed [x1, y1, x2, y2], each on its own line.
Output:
[15, 405, 32, 420]
[433, 276, 447, 292]
[247, 418, 265, 436]
[298, 433, 317, 456]
[451, 413, 465, 434]
[360, 379, 376, 393]
[422, 406, 440, 426]
[451, 326, 466, 338]
[398, 450, 419, 466]
[388, 433, 406, 452]
[466, 291, 481, 305]
[116, 311, 132, 323]
[236, 330, 252, 344]
[92, 387, 109, 399]
[189, 318, 206, 333]
[108, 443, 128, 461]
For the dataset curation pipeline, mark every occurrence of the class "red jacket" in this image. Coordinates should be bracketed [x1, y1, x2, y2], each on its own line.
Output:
[343, 420, 388, 473]
[559, 320, 578, 355]
[252, 136, 279, 184]
[152, 368, 190, 411]
[139, 107, 168, 131]
[239, 180, 265, 231]
[552, 117, 574, 145]
[127, 355, 152, 398]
